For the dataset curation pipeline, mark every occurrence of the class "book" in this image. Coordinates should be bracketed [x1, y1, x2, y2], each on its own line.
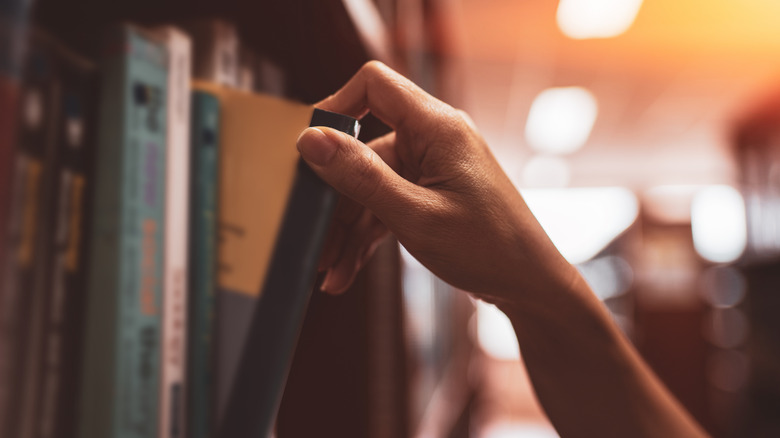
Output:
[197, 84, 308, 427]
[0, 0, 32, 432]
[150, 26, 192, 438]
[186, 83, 310, 425]
[219, 108, 360, 438]
[31, 37, 96, 438]
[0, 75, 19, 437]
[253, 55, 286, 97]
[186, 84, 360, 436]
[2, 29, 62, 438]
[187, 89, 220, 438]
[79, 25, 168, 438]
[189, 81, 312, 424]
[184, 20, 240, 88]
[0, 0, 33, 79]
[0, 48, 20, 438]
[237, 47, 255, 92]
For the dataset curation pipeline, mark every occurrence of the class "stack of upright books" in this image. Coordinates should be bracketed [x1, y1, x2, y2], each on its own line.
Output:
[0, 14, 359, 438]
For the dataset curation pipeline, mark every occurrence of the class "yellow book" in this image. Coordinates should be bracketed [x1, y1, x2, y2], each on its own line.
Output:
[192, 82, 360, 436]
[193, 81, 311, 300]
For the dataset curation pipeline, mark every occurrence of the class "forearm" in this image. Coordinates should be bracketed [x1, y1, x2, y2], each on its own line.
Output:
[498, 272, 708, 438]
[303, 60, 707, 436]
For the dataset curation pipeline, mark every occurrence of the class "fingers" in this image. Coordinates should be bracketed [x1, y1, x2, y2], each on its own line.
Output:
[320, 209, 389, 294]
[315, 61, 445, 131]
[305, 61, 450, 294]
[317, 195, 362, 272]
[367, 131, 400, 172]
[297, 126, 422, 221]
[318, 219, 348, 272]
[316, 131, 399, 271]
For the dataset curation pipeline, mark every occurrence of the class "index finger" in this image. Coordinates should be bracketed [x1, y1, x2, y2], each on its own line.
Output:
[316, 61, 445, 131]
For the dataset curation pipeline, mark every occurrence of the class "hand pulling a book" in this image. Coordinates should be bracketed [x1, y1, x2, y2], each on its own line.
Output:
[297, 61, 709, 438]
[298, 60, 571, 305]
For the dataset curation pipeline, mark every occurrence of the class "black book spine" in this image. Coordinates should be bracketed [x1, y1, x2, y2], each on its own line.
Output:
[33, 48, 95, 438]
[2, 31, 61, 438]
[219, 109, 359, 438]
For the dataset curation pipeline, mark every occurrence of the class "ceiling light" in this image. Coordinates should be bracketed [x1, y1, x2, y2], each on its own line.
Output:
[522, 154, 571, 188]
[522, 187, 639, 264]
[642, 184, 705, 224]
[691, 185, 747, 264]
[557, 0, 644, 39]
[525, 87, 597, 155]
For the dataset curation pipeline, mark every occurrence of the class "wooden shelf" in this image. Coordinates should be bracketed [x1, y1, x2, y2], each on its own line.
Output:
[33, 0, 393, 104]
[21, 1, 473, 436]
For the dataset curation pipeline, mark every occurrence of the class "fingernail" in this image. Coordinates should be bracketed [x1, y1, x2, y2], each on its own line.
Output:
[320, 270, 333, 293]
[297, 127, 337, 166]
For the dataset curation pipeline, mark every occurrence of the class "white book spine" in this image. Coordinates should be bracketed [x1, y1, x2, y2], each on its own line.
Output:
[237, 48, 255, 92]
[212, 22, 240, 88]
[153, 26, 192, 438]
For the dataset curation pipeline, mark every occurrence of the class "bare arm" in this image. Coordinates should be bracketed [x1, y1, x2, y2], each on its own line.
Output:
[500, 274, 705, 437]
[297, 61, 708, 437]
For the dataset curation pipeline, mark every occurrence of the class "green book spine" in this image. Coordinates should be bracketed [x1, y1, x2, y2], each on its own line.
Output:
[80, 25, 167, 438]
[187, 90, 219, 438]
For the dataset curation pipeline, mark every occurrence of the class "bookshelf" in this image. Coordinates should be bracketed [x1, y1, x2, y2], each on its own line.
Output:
[729, 94, 780, 436]
[1, 0, 477, 436]
[33, 0, 394, 105]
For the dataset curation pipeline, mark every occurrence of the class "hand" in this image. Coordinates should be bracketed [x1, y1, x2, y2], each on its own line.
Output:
[299, 61, 708, 438]
[297, 61, 577, 304]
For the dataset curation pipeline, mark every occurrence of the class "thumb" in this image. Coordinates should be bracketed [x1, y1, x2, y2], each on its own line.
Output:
[297, 126, 413, 216]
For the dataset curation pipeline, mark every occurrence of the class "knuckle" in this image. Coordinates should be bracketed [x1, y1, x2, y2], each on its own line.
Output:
[432, 110, 471, 145]
[445, 108, 481, 145]
[361, 60, 388, 79]
[447, 107, 470, 129]
[455, 108, 477, 129]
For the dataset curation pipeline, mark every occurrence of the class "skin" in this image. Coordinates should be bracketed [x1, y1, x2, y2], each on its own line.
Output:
[297, 61, 709, 438]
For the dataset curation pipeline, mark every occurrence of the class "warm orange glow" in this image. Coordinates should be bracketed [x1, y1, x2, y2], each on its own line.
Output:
[457, 0, 780, 61]
[453, 0, 772, 189]
[627, 0, 780, 56]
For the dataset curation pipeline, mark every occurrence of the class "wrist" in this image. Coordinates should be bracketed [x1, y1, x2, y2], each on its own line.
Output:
[493, 261, 614, 343]
[493, 248, 586, 313]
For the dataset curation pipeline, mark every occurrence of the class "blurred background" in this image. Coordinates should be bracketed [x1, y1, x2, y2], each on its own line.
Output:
[5, 0, 780, 437]
[384, 0, 780, 437]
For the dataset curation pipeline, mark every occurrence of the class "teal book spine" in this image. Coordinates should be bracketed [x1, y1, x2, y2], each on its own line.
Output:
[187, 90, 219, 438]
[80, 25, 168, 438]
[0, 0, 33, 79]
